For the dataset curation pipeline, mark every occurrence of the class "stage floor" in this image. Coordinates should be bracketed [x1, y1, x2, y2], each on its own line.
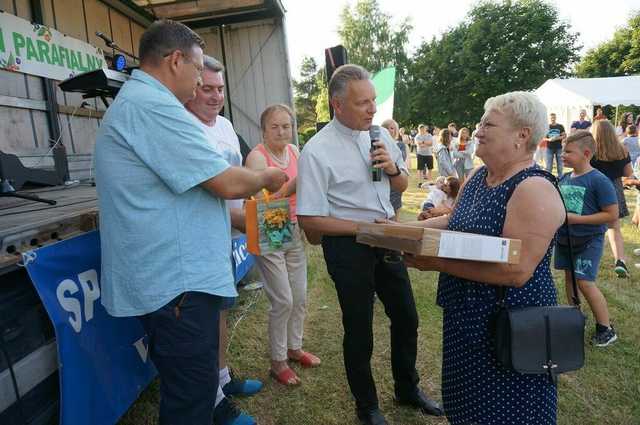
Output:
[0, 184, 97, 272]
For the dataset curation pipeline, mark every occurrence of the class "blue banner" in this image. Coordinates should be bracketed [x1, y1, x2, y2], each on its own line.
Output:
[232, 234, 255, 283]
[24, 231, 156, 425]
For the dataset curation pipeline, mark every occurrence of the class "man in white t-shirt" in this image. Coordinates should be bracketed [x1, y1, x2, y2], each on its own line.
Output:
[186, 55, 259, 425]
[414, 124, 433, 183]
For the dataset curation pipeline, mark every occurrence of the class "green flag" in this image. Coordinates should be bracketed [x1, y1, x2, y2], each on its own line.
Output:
[372, 67, 395, 124]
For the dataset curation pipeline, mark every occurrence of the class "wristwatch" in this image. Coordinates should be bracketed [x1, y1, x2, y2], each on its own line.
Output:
[385, 162, 402, 177]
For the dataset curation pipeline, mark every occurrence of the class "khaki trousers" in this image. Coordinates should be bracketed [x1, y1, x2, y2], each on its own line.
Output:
[256, 224, 308, 361]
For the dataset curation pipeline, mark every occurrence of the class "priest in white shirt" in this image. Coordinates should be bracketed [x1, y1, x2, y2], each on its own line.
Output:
[296, 64, 443, 425]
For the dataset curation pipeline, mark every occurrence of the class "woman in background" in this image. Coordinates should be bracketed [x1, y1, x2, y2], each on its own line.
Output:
[382, 119, 408, 217]
[622, 124, 639, 165]
[591, 119, 633, 278]
[451, 127, 475, 180]
[434, 128, 457, 178]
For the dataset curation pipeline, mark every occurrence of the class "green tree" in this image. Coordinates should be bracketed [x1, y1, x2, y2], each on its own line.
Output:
[575, 12, 640, 124]
[409, 0, 580, 127]
[293, 56, 320, 131]
[337, 0, 412, 122]
[315, 69, 330, 123]
[575, 12, 640, 77]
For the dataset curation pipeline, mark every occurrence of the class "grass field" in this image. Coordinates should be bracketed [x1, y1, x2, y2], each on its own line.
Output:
[119, 155, 640, 425]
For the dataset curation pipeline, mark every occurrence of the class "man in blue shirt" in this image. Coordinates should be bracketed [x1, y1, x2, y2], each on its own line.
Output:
[570, 109, 592, 133]
[95, 20, 286, 425]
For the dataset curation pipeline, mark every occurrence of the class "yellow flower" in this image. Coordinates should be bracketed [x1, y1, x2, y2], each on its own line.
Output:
[263, 208, 289, 228]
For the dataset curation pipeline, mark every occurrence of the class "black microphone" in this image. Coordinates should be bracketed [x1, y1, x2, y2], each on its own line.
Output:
[369, 125, 382, 182]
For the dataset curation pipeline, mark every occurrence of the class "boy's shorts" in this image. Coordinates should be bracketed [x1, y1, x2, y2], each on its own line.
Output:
[554, 234, 604, 282]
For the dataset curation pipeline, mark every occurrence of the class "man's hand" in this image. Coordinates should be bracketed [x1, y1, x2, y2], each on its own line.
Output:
[370, 141, 396, 175]
[261, 167, 288, 193]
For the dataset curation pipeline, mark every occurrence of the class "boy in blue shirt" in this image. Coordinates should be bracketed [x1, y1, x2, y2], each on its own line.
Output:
[555, 130, 619, 346]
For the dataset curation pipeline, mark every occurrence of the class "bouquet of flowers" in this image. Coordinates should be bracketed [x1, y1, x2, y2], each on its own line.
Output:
[246, 191, 294, 255]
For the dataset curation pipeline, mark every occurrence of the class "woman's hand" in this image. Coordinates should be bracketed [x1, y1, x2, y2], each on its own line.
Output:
[417, 211, 432, 221]
[404, 254, 440, 271]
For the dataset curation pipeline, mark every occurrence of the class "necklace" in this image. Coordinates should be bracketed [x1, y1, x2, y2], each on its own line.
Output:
[264, 143, 289, 167]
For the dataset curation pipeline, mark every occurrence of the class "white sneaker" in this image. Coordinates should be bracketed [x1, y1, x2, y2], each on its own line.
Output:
[633, 248, 640, 256]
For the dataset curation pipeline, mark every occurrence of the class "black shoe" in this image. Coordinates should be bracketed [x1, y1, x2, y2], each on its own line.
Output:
[614, 260, 630, 278]
[356, 408, 388, 425]
[592, 326, 618, 347]
[395, 388, 444, 416]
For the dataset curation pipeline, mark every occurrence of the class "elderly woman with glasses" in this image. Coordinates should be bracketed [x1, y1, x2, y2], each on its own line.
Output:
[405, 92, 566, 424]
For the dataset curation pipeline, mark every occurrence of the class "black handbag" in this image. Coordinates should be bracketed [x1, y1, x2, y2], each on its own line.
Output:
[556, 234, 592, 254]
[490, 170, 586, 384]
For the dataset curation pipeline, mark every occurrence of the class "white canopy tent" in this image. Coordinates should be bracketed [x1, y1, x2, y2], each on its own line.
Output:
[534, 76, 640, 131]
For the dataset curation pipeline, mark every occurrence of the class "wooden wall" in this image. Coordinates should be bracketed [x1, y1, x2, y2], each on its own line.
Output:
[0, 0, 50, 162]
[198, 18, 294, 148]
[0, 0, 147, 178]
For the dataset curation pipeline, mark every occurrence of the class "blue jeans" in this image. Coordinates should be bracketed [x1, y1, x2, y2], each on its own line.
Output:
[545, 147, 563, 177]
[138, 292, 223, 425]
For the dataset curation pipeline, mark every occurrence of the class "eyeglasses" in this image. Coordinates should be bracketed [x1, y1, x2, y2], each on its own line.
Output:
[163, 50, 204, 75]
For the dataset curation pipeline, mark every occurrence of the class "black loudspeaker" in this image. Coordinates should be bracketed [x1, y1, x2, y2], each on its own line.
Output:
[0, 269, 59, 425]
[324, 45, 348, 119]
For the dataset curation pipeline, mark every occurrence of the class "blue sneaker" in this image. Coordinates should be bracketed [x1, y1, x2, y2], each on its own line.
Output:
[222, 369, 263, 396]
[213, 398, 256, 425]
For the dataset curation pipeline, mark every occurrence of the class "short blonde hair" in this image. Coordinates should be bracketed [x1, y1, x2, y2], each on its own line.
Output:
[381, 119, 399, 138]
[484, 91, 548, 152]
[565, 130, 595, 155]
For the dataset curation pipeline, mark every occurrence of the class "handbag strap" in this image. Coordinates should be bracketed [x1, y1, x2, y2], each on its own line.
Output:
[496, 168, 581, 307]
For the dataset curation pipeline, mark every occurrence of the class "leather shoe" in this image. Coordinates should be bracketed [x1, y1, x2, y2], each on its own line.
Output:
[356, 408, 389, 425]
[395, 388, 444, 416]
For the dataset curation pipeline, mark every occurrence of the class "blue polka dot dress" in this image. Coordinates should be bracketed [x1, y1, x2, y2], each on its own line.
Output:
[437, 165, 558, 425]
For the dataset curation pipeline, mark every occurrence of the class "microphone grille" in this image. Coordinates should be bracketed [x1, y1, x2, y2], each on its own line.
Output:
[369, 125, 380, 140]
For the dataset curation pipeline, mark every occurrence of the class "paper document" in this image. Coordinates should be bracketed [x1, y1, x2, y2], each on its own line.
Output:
[438, 232, 511, 263]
